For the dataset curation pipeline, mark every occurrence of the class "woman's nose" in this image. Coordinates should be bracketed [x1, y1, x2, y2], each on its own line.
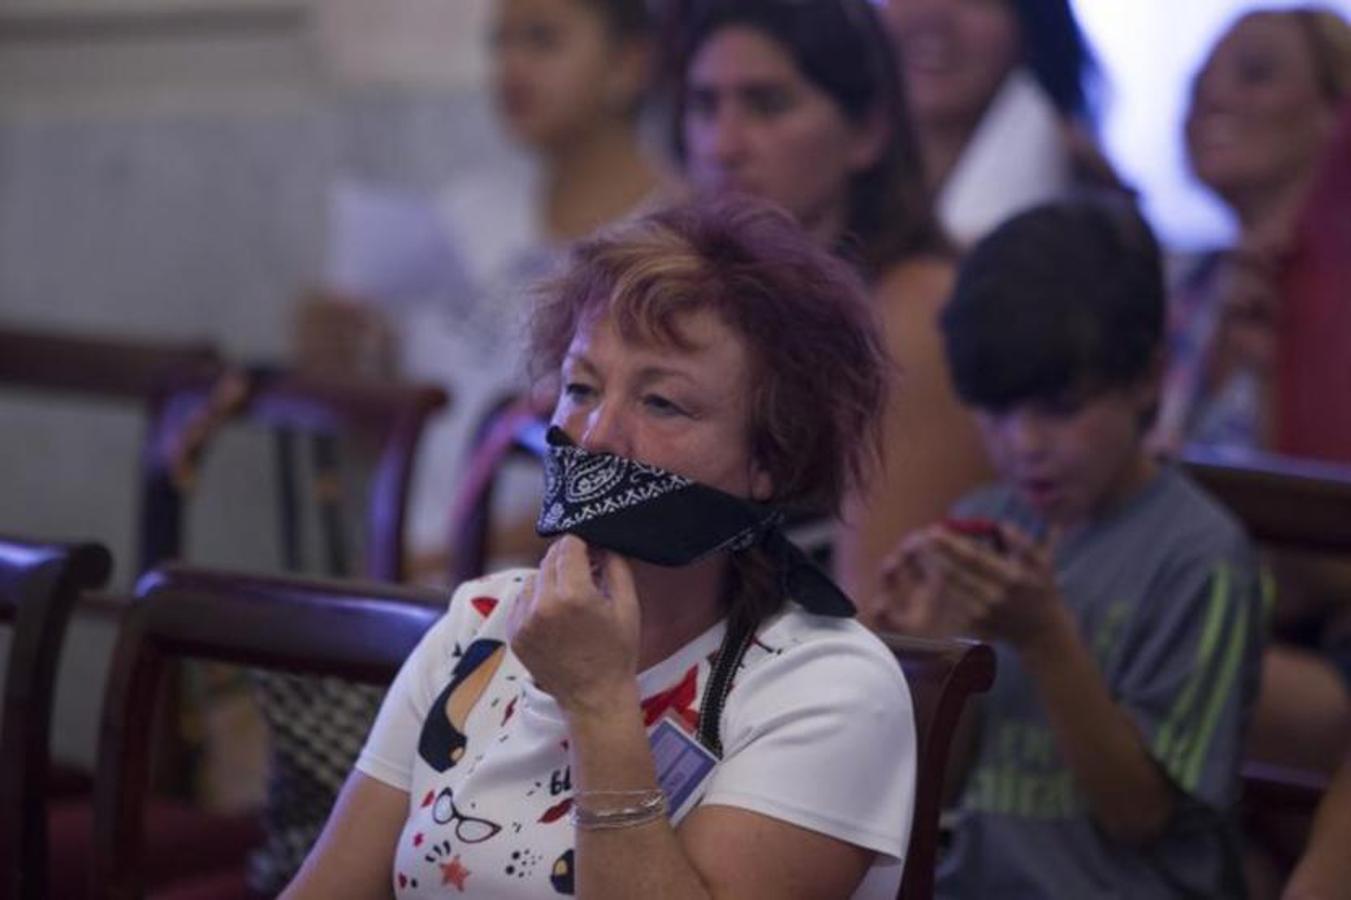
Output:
[576, 402, 630, 457]
[703, 106, 750, 170]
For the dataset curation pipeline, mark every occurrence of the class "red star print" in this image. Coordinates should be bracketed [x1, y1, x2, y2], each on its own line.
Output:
[471, 596, 498, 617]
[412, 832, 424, 848]
[441, 854, 471, 890]
[641, 665, 700, 732]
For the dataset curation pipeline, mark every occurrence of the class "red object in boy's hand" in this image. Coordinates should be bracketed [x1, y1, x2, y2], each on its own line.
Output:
[943, 517, 1007, 554]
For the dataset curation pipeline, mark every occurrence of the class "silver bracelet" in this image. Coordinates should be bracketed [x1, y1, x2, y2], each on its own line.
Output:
[571, 789, 668, 831]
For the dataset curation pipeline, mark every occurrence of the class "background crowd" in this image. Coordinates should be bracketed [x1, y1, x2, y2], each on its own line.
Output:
[3, 0, 1351, 898]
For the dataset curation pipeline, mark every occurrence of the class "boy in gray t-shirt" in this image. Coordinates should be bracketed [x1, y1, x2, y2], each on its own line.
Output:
[867, 198, 1264, 898]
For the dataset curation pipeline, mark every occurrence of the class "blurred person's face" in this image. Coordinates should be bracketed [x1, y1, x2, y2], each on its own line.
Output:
[491, 0, 646, 150]
[974, 380, 1157, 527]
[882, 0, 1021, 130]
[1186, 13, 1338, 212]
[682, 26, 886, 244]
[551, 307, 773, 501]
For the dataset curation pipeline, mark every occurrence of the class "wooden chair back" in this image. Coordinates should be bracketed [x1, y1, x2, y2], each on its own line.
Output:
[1180, 450, 1351, 826]
[1181, 448, 1351, 555]
[91, 564, 444, 900]
[0, 324, 220, 403]
[880, 634, 996, 900]
[446, 395, 548, 585]
[0, 324, 223, 584]
[142, 366, 448, 579]
[0, 537, 112, 900]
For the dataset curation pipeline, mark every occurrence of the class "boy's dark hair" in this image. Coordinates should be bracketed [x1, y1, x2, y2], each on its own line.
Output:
[940, 196, 1164, 411]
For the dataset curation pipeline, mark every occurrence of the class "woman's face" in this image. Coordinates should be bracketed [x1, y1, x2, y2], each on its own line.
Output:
[491, 0, 643, 149]
[682, 26, 885, 242]
[551, 307, 772, 501]
[1186, 13, 1338, 207]
[882, 0, 1021, 129]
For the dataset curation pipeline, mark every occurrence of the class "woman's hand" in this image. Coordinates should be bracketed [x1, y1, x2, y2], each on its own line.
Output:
[508, 535, 642, 718]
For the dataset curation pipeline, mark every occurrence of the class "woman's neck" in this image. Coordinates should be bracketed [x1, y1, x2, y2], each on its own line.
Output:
[1230, 171, 1316, 254]
[917, 116, 979, 194]
[629, 556, 728, 672]
[540, 121, 661, 243]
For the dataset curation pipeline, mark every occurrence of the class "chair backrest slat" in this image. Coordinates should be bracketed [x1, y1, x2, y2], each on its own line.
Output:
[0, 326, 220, 403]
[1181, 449, 1351, 554]
[140, 367, 448, 580]
[446, 396, 548, 585]
[881, 634, 995, 900]
[0, 537, 111, 900]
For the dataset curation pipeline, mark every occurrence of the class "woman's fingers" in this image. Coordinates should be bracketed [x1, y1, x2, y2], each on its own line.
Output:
[506, 574, 537, 645]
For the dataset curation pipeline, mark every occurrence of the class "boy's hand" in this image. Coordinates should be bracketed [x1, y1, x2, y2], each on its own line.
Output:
[929, 523, 1070, 652]
[864, 527, 979, 637]
[866, 521, 1073, 650]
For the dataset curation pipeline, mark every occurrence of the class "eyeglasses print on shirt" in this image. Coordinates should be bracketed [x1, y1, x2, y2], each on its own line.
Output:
[432, 786, 503, 844]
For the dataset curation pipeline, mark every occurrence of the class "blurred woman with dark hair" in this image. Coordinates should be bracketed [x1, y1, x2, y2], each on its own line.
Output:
[671, 0, 991, 603]
[879, 0, 1119, 246]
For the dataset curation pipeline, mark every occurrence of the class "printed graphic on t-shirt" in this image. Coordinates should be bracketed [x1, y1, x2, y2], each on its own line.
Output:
[393, 580, 732, 897]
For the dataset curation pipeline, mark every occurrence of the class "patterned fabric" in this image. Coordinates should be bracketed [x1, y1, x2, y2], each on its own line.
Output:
[1158, 252, 1266, 455]
[245, 673, 387, 895]
[538, 430, 693, 533]
[537, 427, 854, 616]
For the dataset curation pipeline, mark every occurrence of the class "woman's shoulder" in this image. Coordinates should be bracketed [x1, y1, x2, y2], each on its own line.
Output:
[872, 254, 956, 313]
[746, 610, 910, 697]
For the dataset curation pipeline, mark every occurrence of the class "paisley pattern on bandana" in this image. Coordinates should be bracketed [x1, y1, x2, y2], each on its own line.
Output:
[535, 426, 856, 617]
[539, 442, 691, 533]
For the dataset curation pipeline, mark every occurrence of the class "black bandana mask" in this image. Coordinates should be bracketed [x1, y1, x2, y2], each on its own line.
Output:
[536, 427, 855, 617]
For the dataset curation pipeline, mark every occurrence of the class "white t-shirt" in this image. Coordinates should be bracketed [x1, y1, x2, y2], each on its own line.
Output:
[357, 569, 917, 898]
[937, 69, 1074, 249]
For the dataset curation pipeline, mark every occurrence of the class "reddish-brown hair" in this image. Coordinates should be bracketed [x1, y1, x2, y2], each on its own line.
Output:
[528, 196, 890, 517]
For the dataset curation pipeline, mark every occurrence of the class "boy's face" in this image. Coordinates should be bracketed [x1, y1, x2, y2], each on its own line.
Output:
[974, 379, 1158, 527]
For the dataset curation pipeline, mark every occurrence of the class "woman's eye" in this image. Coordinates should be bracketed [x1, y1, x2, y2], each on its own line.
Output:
[563, 382, 595, 401]
[522, 23, 561, 52]
[687, 88, 718, 120]
[746, 87, 793, 118]
[643, 394, 686, 417]
[1236, 53, 1276, 86]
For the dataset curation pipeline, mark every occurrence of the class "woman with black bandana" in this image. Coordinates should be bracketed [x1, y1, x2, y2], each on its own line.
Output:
[283, 198, 917, 898]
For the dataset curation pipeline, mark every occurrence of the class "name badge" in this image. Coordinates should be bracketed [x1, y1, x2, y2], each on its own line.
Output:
[648, 716, 718, 825]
